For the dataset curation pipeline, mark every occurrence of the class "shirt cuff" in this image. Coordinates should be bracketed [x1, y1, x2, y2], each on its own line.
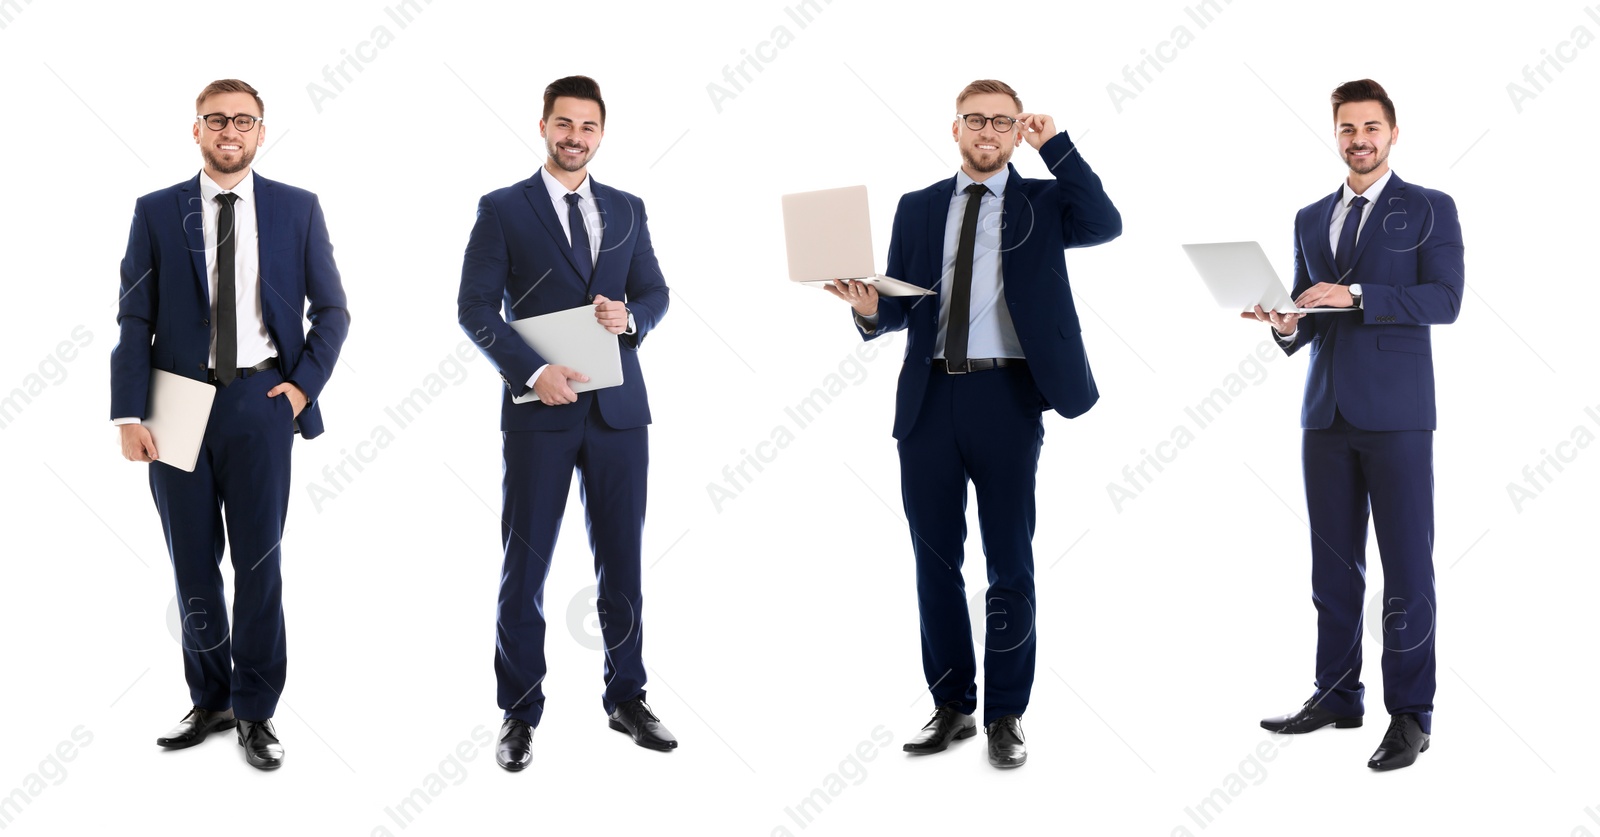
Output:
[625, 311, 636, 335]
[1274, 328, 1297, 345]
[856, 311, 879, 331]
[112, 417, 142, 426]
[525, 364, 550, 402]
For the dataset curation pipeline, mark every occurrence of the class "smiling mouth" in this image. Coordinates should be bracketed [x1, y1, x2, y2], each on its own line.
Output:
[1348, 147, 1373, 157]
[975, 143, 999, 152]
[218, 144, 242, 152]
[560, 145, 585, 155]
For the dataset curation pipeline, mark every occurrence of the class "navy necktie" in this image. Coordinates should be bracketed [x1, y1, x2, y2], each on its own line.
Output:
[215, 192, 240, 386]
[1334, 195, 1369, 278]
[564, 192, 593, 282]
[945, 182, 989, 368]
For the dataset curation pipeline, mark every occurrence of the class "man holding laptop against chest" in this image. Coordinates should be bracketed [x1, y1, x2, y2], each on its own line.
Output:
[457, 75, 675, 770]
[112, 79, 351, 770]
[825, 79, 1121, 768]
[1251, 79, 1463, 771]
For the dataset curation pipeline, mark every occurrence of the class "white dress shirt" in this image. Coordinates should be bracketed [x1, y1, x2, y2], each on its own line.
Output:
[524, 167, 633, 396]
[1275, 169, 1394, 345]
[114, 170, 276, 425]
[539, 166, 603, 268]
[1329, 168, 1392, 260]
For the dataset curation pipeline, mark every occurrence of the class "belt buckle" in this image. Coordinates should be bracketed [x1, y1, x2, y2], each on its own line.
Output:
[944, 359, 969, 375]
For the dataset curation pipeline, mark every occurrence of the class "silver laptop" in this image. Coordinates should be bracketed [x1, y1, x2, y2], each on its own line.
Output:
[508, 305, 624, 404]
[1183, 241, 1359, 314]
[781, 185, 934, 297]
[144, 369, 217, 472]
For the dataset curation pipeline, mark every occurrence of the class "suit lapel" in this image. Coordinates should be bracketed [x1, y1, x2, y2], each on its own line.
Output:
[1314, 188, 1341, 279]
[253, 172, 276, 314]
[178, 175, 210, 307]
[1350, 173, 1404, 271]
[998, 163, 1030, 272]
[522, 173, 586, 279]
[923, 180, 953, 293]
[589, 178, 611, 279]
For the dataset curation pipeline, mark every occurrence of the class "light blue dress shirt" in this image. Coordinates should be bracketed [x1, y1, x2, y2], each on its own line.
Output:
[934, 167, 1024, 359]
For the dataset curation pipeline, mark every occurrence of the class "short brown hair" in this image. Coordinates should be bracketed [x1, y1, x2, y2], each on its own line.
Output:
[543, 75, 606, 126]
[956, 79, 1022, 112]
[1330, 78, 1395, 127]
[195, 79, 263, 116]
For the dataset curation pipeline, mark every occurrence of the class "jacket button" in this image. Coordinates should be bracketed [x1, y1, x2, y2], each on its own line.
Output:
[924, 357, 931, 365]
[202, 318, 209, 326]
[197, 363, 205, 371]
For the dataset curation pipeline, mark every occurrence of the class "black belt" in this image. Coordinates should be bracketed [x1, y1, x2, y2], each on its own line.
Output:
[208, 356, 278, 383]
[934, 357, 1025, 374]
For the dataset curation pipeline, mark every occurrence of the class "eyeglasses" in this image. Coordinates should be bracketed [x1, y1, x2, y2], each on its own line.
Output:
[959, 113, 1017, 133]
[198, 113, 263, 132]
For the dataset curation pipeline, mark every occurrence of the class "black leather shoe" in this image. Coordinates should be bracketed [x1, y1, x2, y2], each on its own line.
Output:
[608, 698, 678, 751]
[1260, 699, 1363, 734]
[903, 704, 977, 754]
[497, 719, 534, 771]
[1367, 714, 1429, 771]
[236, 719, 283, 770]
[156, 706, 236, 749]
[986, 715, 1027, 768]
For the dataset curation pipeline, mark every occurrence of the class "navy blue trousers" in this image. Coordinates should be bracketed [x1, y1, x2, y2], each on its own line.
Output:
[149, 366, 293, 722]
[1303, 411, 1436, 732]
[496, 399, 649, 726]
[898, 365, 1044, 727]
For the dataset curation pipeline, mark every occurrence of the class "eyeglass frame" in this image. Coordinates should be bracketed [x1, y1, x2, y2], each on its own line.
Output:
[957, 113, 1020, 133]
[197, 113, 264, 132]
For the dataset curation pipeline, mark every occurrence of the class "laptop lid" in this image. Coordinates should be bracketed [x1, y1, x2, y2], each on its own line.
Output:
[781, 185, 877, 284]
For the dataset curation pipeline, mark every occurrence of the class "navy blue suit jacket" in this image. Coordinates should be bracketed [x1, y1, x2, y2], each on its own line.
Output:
[110, 172, 351, 440]
[1283, 174, 1463, 431]
[858, 132, 1122, 440]
[458, 173, 669, 432]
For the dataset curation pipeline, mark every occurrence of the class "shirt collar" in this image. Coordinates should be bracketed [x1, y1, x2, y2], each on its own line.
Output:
[1341, 168, 1393, 207]
[955, 165, 1010, 199]
[199, 169, 254, 203]
[540, 165, 593, 204]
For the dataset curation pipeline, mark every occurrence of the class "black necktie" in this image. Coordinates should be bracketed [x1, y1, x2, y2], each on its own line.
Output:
[944, 183, 989, 368]
[215, 192, 240, 386]
[1334, 195, 1369, 278]
[564, 192, 593, 284]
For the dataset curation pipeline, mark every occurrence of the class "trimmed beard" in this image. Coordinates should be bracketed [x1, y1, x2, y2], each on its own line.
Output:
[202, 143, 255, 175]
[1345, 144, 1388, 176]
[961, 143, 1009, 174]
[548, 139, 594, 173]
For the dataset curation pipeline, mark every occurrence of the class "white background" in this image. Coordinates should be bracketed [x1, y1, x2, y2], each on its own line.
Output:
[1, 0, 1596, 835]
